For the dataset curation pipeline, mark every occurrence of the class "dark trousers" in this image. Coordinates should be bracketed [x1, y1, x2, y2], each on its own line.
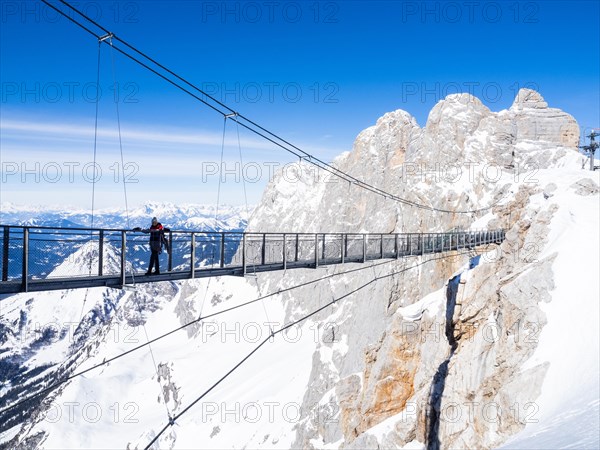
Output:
[148, 250, 160, 273]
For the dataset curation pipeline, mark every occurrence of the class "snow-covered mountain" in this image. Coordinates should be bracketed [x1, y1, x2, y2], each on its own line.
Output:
[1, 90, 598, 449]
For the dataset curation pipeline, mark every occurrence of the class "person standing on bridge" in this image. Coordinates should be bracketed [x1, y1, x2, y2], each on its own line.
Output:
[133, 217, 169, 275]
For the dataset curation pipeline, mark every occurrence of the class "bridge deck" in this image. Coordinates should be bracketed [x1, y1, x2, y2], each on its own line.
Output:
[0, 226, 505, 294]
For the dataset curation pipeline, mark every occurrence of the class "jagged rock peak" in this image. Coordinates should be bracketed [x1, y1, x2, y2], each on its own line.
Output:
[510, 88, 549, 110]
[425, 92, 491, 130]
[375, 108, 418, 126]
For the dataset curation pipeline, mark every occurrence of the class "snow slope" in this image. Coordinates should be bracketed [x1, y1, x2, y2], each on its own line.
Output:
[499, 169, 600, 449]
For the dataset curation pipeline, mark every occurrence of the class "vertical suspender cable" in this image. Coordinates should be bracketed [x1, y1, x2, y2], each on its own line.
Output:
[214, 116, 227, 227]
[89, 40, 101, 264]
[109, 37, 133, 282]
[233, 115, 251, 223]
[232, 114, 271, 330]
[197, 116, 229, 332]
[79, 40, 102, 323]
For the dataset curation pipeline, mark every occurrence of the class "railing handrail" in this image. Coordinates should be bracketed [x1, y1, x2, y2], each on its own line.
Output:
[0, 224, 504, 237]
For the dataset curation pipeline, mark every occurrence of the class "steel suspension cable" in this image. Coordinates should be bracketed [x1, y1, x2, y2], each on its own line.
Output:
[143, 248, 475, 448]
[0, 254, 418, 416]
[41, 0, 503, 215]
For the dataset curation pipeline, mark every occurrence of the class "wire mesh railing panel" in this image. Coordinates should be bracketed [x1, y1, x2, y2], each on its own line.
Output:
[399, 235, 411, 256]
[285, 235, 297, 262]
[345, 235, 364, 260]
[410, 235, 421, 255]
[123, 233, 150, 274]
[322, 235, 343, 261]
[366, 235, 381, 259]
[169, 233, 192, 272]
[296, 235, 317, 263]
[30, 230, 95, 279]
[194, 233, 221, 269]
[244, 235, 264, 267]
[263, 235, 284, 265]
[223, 233, 243, 268]
[100, 231, 124, 276]
[4, 230, 24, 281]
[382, 235, 396, 258]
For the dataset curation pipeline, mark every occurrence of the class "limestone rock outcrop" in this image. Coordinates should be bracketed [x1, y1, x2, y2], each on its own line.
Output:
[245, 90, 589, 449]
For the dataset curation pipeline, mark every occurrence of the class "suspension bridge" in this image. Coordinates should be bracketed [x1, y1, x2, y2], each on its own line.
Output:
[0, 226, 504, 294]
[0, 225, 505, 294]
[0, 1, 508, 298]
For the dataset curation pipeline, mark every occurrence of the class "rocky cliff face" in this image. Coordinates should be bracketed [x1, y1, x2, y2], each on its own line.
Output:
[243, 89, 595, 449]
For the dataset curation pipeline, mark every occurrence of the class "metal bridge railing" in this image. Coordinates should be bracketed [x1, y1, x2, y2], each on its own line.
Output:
[0, 225, 506, 293]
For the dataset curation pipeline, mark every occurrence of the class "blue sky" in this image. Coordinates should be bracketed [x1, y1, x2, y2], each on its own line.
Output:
[1, 0, 599, 209]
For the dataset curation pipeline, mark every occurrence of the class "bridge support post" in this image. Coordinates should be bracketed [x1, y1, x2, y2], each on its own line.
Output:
[341, 234, 345, 264]
[380, 234, 384, 259]
[220, 232, 225, 268]
[191, 233, 196, 279]
[322, 234, 326, 261]
[421, 234, 425, 256]
[395, 234, 399, 259]
[120, 231, 126, 287]
[295, 234, 299, 262]
[22, 228, 29, 292]
[2, 226, 9, 282]
[314, 234, 319, 268]
[168, 231, 173, 272]
[282, 233, 287, 270]
[98, 230, 104, 276]
[362, 234, 367, 263]
[242, 233, 246, 275]
[261, 234, 266, 266]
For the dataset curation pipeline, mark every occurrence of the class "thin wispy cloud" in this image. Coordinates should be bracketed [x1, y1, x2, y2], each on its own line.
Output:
[0, 115, 348, 208]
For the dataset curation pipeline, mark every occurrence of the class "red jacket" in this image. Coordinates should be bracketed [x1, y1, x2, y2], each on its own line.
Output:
[148, 223, 164, 243]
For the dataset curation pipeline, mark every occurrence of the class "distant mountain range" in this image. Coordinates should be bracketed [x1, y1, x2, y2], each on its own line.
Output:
[0, 202, 252, 232]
